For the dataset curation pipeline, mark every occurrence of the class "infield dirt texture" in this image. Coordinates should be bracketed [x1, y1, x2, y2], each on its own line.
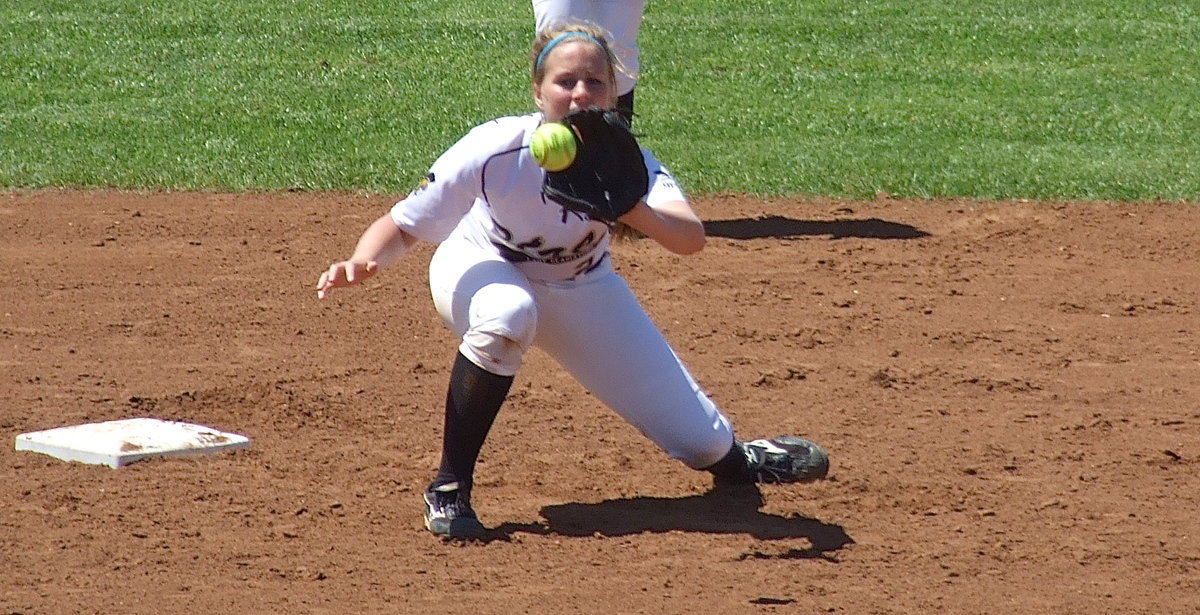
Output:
[3, 190, 1198, 614]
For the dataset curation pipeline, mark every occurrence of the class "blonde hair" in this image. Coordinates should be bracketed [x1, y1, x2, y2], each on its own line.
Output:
[530, 22, 642, 243]
[530, 21, 627, 90]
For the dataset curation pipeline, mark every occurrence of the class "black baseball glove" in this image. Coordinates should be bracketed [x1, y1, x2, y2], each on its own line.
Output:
[542, 106, 649, 223]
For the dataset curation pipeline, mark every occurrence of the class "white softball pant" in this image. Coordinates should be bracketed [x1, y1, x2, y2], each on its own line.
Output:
[428, 237, 735, 469]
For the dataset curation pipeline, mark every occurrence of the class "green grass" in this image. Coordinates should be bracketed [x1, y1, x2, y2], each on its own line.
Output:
[2, 0, 1198, 199]
[1, 1, 533, 191]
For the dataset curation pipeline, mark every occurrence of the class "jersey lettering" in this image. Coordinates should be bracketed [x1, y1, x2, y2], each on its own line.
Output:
[572, 231, 597, 255]
[488, 215, 605, 266]
[573, 252, 608, 276]
[517, 236, 544, 251]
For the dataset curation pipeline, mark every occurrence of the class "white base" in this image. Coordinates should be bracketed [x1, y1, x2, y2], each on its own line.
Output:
[15, 418, 250, 468]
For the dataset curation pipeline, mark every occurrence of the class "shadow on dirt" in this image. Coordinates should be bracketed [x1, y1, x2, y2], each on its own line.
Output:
[704, 216, 929, 240]
[488, 486, 854, 557]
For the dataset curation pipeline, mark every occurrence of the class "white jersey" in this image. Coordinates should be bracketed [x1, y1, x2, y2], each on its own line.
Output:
[407, 113, 736, 470]
[391, 113, 685, 283]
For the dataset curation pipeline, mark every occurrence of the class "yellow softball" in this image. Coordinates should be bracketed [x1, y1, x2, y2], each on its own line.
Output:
[530, 122, 578, 172]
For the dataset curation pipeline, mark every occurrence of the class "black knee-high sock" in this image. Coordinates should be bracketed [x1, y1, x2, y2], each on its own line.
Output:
[431, 351, 514, 492]
[705, 440, 754, 484]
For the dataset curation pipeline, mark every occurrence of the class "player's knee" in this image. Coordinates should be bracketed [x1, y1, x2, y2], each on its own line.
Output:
[460, 293, 537, 376]
[460, 330, 526, 376]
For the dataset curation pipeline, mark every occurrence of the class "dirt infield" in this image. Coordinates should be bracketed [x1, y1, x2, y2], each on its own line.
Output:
[3, 190, 1198, 614]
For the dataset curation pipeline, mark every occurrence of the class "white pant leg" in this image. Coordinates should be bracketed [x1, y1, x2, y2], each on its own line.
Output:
[429, 240, 538, 377]
[531, 271, 734, 469]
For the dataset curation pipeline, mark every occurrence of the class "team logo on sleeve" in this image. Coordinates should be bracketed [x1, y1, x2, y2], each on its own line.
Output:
[410, 173, 435, 196]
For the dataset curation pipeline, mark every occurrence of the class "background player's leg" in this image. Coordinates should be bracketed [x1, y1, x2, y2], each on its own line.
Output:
[596, 0, 643, 122]
[616, 89, 635, 124]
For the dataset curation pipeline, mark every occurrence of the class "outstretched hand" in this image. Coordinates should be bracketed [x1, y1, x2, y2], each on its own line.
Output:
[316, 260, 378, 299]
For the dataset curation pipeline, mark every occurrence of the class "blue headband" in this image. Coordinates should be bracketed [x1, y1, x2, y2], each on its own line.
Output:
[535, 32, 605, 70]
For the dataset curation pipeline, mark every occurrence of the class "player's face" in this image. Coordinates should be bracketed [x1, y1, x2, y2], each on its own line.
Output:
[533, 41, 617, 122]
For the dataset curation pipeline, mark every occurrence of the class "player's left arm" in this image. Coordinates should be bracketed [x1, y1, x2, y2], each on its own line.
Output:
[619, 199, 705, 255]
[616, 152, 705, 255]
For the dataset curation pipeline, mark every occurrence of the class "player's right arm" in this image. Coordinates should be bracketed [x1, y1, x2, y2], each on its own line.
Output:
[317, 118, 518, 299]
[316, 214, 418, 299]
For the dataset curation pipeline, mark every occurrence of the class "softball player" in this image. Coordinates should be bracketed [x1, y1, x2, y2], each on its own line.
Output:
[316, 22, 828, 539]
[532, 0, 644, 121]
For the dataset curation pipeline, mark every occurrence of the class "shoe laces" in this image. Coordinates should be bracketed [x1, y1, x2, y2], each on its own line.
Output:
[742, 439, 806, 482]
[428, 483, 477, 519]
